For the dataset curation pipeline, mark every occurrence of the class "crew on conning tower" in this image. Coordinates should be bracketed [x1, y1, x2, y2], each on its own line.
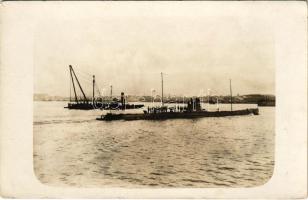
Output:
[187, 98, 201, 112]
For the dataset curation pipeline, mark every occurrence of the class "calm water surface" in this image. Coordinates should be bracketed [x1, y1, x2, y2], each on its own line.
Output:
[34, 101, 274, 188]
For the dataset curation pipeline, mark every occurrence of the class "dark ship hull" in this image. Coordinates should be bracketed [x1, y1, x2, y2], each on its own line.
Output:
[97, 108, 259, 121]
[257, 101, 275, 107]
[65, 102, 144, 110]
[100, 103, 144, 110]
[64, 103, 95, 110]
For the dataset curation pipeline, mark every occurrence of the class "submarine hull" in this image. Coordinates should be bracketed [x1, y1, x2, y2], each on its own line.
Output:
[97, 108, 259, 121]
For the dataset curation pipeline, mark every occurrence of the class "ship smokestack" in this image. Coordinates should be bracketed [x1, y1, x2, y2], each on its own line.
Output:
[121, 92, 125, 110]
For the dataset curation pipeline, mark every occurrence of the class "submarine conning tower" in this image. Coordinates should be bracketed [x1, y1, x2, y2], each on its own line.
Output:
[187, 98, 202, 112]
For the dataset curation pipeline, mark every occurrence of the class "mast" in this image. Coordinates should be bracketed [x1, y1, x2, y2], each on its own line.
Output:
[92, 75, 95, 104]
[230, 79, 233, 111]
[109, 85, 113, 113]
[151, 89, 155, 107]
[69, 71, 72, 102]
[208, 89, 210, 111]
[69, 65, 78, 103]
[161, 72, 164, 107]
[125, 95, 127, 110]
[110, 85, 113, 101]
[70, 65, 89, 103]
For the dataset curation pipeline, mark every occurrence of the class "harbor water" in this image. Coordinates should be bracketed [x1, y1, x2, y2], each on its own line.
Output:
[34, 101, 274, 188]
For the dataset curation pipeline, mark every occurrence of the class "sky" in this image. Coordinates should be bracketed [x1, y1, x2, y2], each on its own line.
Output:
[34, 13, 275, 97]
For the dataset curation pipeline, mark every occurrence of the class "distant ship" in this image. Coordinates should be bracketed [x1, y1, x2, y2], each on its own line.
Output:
[64, 65, 144, 110]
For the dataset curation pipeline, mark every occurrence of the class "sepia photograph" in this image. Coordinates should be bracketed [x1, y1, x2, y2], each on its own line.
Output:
[33, 6, 275, 188]
[0, 1, 306, 198]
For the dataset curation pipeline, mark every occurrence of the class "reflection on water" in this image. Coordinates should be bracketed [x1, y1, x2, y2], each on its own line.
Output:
[34, 101, 274, 188]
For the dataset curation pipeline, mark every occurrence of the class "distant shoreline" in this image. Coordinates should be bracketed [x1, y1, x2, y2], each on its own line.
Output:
[34, 93, 275, 106]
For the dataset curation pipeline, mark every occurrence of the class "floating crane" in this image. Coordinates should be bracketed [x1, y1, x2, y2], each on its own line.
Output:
[64, 65, 144, 110]
[65, 65, 94, 110]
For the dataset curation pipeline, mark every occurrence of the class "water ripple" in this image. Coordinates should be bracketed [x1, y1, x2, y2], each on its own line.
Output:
[34, 102, 275, 188]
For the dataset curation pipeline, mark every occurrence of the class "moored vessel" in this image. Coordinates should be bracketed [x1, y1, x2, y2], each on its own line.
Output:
[65, 65, 144, 110]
